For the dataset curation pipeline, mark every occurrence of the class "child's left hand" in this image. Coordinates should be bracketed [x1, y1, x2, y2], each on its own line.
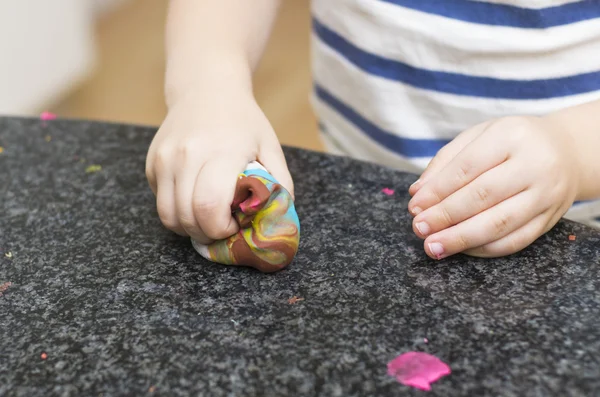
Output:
[407, 115, 581, 259]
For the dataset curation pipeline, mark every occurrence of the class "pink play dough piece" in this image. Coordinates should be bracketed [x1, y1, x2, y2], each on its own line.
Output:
[40, 111, 57, 121]
[382, 188, 395, 196]
[387, 351, 451, 391]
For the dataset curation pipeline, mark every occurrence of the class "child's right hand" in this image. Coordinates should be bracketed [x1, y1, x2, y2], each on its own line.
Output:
[145, 90, 293, 245]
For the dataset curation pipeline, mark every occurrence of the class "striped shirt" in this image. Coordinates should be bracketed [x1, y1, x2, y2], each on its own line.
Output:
[310, 0, 600, 228]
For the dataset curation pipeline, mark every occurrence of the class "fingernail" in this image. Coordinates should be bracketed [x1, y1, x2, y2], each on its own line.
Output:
[415, 221, 430, 236]
[410, 206, 422, 216]
[410, 179, 420, 187]
[428, 242, 445, 259]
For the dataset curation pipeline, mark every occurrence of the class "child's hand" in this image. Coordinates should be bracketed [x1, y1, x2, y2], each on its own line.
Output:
[407, 116, 581, 259]
[145, 91, 293, 245]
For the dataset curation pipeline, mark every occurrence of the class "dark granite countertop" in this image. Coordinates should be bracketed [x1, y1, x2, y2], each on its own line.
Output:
[1, 116, 599, 397]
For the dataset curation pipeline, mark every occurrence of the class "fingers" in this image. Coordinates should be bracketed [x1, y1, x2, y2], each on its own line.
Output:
[421, 190, 546, 260]
[463, 210, 556, 257]
[154, 161, 187, 236]
[151, 145, 281, 244]
[192, 157, 247, 242]
[408, 127, 509, 216]
[145, 153, 158, 196]
[151, 147, 245, 243]
[174, 164, 212, 243]
[412, 161, 528, 238]
[409, 120, 493, 196]
[259, 140, 294, 199]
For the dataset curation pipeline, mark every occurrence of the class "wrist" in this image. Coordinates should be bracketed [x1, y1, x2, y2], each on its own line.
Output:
[543, 102, 600, 201]
[164, 52, 254, 109]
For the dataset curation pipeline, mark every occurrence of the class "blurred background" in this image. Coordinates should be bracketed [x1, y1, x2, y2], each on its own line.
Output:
[0, 0, 322, 151]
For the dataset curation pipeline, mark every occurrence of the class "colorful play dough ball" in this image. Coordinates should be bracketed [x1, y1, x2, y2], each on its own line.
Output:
[192, 161, 300, 272]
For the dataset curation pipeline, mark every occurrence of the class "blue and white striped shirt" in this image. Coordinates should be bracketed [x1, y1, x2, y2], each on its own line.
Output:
[310, 0, 600, 228]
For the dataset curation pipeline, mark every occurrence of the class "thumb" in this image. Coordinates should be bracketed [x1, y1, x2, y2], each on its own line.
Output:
[192, 156, 248, 241]
[258, 142, 295, 200]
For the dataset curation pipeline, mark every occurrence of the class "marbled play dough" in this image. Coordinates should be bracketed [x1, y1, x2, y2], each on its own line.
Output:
[192, 162, 300, 272]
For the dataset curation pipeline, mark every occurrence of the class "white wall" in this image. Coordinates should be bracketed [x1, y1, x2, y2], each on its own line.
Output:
[0, 0, 130, 116]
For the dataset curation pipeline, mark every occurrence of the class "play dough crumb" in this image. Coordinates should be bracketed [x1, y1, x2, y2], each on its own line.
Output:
[0, 147, 4, 153]
[0, 281, 11, 296]
[388, 351, 451, 391]
[45, 135, 51, 142]
[40, 352, 47, 360]
[568, 235, 576, 241]
[382, 188, 395, 196]
[288, 296, 304, 304]
[85, 165, 102, 173]
[4, 252, 12, 259]
[40, 111, 57, 121]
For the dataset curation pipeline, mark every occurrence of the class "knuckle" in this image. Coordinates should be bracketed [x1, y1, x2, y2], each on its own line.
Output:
[439, 206, 456, 227]
[157, 205, 178, 230]
[178, 215, 199, 232]
[145, 161, 156, 184]
[544, 153, 561, 170]
[207, 229, 232, 241]
[493, 213, 511, 236]
[503, 118, 532, 142]
[502, 115, 529, 130]
[145, 165, 154, 180]
[456, 233, 471, 252]
[176, 143, 196, 162]
[192, 199, 229, 238]
[507, 235, 523, 254]
[466, 245, 487, 257]
[154, 148, 171, 169]
[435, 147, 447, 159]
[435, 145, 451, 161]
[145, 168, 155, 186]
[456, 161, 472, 184]
[474, 186, 491, 206]
[507, 130, 527, 147]
[202, 221, 232, 240]
[427, 186, 443, 204]
[192, 197, 220, 215]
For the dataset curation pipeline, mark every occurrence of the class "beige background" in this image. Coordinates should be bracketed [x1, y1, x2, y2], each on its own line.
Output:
[51, 0, 323, 152]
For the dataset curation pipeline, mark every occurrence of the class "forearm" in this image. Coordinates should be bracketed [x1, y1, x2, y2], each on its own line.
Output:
[545, 99, 600, 201]
[164, 0, 281, 107]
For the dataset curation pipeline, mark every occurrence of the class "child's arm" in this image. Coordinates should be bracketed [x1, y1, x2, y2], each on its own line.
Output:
[407, 99, 600, 260]
[163, 0, 281, 107]
[146, 0, 292, 245]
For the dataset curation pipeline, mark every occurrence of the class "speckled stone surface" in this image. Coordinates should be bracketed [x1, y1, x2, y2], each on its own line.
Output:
[1, 117, 599, 397]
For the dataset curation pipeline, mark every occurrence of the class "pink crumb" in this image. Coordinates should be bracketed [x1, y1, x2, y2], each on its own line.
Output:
[382, 188, 395, 196]
[40, 111, 57, 121]
[387, 351, 451, 391]
[424, 338, 429, 343]
[0, 281, 11, 296]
